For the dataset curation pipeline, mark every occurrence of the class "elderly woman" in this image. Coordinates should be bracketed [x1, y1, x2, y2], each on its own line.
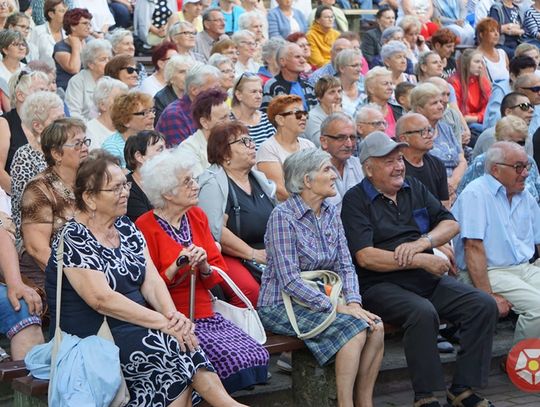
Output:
[415, 50, 444, 82]
[169, 21, 204, 62]
[5, 13, 36, 61]
[258, 37, 286, 84]
[305, 76, 342, 146]
[362, 6, 396, 68]
[0, 30, 28, 84]
[139, 41, 179, 97]
[306, 5, 340, 69]
[28, 0, 67, 67]
[364, 66, 404, 138]
[136, 148, 269, 394]
[54, 8, 93, 90]
[64, 39, 112, 121]
[232, 30, 261, 76]
[104, 54, 140, 89]
[134, 0, 178, 47]
[210, 39, 238, 65]
[102, 91, 155, 169]
[238, 11, 267, 64]
[411, 82, 467, 203]
[177, 88, 230, 178]
[382, 41, 416, 89]
[400, 16, 430, 66]
[124, 130, 166, 221]
[154, 55, 195, 123]
[199, 121, 276, 306]
[267, 0, 307, 39]
[257, 95, 315, 201]
[0, 70, 49, 194]
[286, 32, 314, 77]
[259, 148, 384, 407]
[476, 17, 510, 83]
[46, 150, 247, 406]
[230, 72, 275, 149]
[335, 49, 366, 118]
[86, 76, 128, 149]
[208, 54, 235, 96]
[433, 0, 475, 45]
[10, 92, 66, 245]
[20, 117, 88, 288]
[109, 28, 148, 85]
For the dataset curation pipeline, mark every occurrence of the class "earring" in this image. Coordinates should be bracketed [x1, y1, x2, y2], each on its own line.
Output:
[226, 160, 231, 165]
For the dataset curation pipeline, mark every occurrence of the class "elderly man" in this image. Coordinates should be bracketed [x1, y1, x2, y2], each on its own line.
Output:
[341, 132, 497, 407]
[319, 113, 363, 210]
[156, 64, 221, 147]
[308, 37, 352, 86]
[177, 0, 203, 32]
[452, 141, 540, 344]
[261, 42, 317, 112]
[194, 7, 229, 61]
[355, 105, 387, 139]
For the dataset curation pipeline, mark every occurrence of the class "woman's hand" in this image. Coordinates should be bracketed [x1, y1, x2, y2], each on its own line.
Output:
[166, 310, 194, 334]
[185, 244, 210, 275]
[252, 249, 267, 264]
[337, 303, 381, 329]
[66, 35, 83, 50]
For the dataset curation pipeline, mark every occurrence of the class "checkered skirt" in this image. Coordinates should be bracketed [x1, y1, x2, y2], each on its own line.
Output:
[258, 303, 369, 366]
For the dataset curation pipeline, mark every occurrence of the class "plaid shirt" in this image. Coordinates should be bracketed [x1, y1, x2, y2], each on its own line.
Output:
[156, 95, 197, 147]
[258, 194, 362, 310]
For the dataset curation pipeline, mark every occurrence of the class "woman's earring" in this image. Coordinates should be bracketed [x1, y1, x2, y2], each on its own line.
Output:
[226, 160, 231, 165]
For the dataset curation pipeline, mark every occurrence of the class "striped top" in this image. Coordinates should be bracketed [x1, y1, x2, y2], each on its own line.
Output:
[230, 111, 276, 150]
[524, 6, 540, 39]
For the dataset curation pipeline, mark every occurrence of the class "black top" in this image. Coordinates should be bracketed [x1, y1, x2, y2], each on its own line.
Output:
[154, 84, 178, 126]
[442, 57, 457, 79]
[4, 109, 27, 174]
[533, 127, 540, 170]
[404, 153, 449, 201]
[126, 173, 153, 222]
[225, 174, 274, 249]
[341, 176, 455, 296]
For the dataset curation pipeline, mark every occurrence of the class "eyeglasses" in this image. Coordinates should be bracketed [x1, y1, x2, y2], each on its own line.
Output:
[358, 120, 388, 128]
[278, 110, 309, 120]
[63, 138, 91, 150]
[510, 102, 534, 111]
[176, 31, 197, 36]
[323, 134, 358, 142]
[10, 42, 26, 49]
[121, 66, 140, 75]
[77, 21, 92, 27]
[240, 41, 256, 47]
[100, 181, 132, 195]
[400, 127, 435, 138]
[180, 176, 197, 189]
[132, 107, 156, 117]
[15, 24, 30, 32]
[520, 86, 540, 93]
[495, 161, 532, 174]
[220, 68, 234, 74]
[229, 136, 255, 147]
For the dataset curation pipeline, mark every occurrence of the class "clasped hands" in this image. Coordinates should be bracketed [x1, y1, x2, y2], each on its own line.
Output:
[165, 310, 199, 352]
[394, 239, 456, 277]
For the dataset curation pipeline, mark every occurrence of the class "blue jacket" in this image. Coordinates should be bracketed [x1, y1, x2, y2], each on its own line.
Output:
[267, 7, 307, 39]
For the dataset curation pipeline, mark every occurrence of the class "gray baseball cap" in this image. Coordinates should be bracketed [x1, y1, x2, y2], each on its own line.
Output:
[359, 131, 409, 164]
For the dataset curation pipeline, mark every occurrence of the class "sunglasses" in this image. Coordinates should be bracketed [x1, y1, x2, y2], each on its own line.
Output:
[495, 161, 532, 174]
[279, 110, 309, 120]
[521, 86, 540, 93]
[510, 102, 534, 111]
[121, 66, 140, 75]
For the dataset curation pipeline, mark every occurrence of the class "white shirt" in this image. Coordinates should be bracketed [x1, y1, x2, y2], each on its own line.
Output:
[326, 157, 364, 211]
[29, 23, 65, 68]
[87, 118, 115, 150]
[0, 61, 25, 88]
[138, 74, 165, 97]
[73, 0, 115, 32]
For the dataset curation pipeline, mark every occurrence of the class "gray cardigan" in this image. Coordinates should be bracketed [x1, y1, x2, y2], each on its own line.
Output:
[198, 163, 277, 241]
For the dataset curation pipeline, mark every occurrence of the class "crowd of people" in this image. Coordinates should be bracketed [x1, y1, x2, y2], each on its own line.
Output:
[0, 0, 539, 406]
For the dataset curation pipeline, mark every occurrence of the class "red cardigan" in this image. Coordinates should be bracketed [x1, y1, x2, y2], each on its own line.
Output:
[449, 75, 492, 123]
[136, 207, 226, 319]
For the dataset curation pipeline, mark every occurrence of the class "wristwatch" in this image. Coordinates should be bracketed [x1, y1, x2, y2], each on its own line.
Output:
[421, 233, 434, 249]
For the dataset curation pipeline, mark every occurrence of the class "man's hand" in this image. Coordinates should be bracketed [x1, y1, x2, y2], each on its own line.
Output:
[436, 244, 458, 276]
[7, 282, 42, 315]
[418, 254, 451, 277]
[492, 293, 512, 318]
[394, 238, 430, 267]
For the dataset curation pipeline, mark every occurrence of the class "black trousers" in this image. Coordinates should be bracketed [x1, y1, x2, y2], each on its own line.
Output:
[363, 275, 498, 393]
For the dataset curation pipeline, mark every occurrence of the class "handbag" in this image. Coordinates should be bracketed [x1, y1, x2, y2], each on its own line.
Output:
[209, 266, 267, 345]
[281, 270, 344, 340]
[26, 228, 130, 407]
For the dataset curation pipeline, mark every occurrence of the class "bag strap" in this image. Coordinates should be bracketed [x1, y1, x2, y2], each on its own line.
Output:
[209, 266, 256, 310]
[227, 176, 241, 236]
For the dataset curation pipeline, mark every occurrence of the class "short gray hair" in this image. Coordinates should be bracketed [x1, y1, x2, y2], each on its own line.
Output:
[108, 28, 133, 52]
[355, 103, 383, 123]
[276, 42, 294, 67]
[321, 112, 354, 135]
[485, 141, 524, 174]
[231, 29, 255, 46]
[262, 38, 286, 66]
[238, 11, 264, 31]
[381, 40, 408, 62]
[164, 54, 196, 84]
[9, 70, 50, 106]
[93, 76, 129, 110]
[168, 20, 194, 37]
[381, 26, 404, 44]
[207, 53, 232, 69]
[81, 39, 112, 69]
[334, 49, 362, 73]
[283, 148, 332, 194]
[184, 63, 221, 94]
[410, 82, 441, 112]
[140, 148, 197, 209]
[20, 91, 64, 129]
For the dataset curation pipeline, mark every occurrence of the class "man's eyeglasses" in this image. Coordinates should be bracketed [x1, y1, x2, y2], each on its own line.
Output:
[228, 136, 255, 147]
[400, 127, 435, 138]
[63, 138, 91, 150]
[176, 31, 197, 36]
[323, 134, 358, 142]
[520, 86, 540, 93]
[510, 102, 534, 111]
[358, 120, 387, 128]
[121, 66, 140, 75]
[132, 107, 156, 117]
[495, 161, 532, 174]
[278, 110, 309, 120]
[100, 181, 132, 195]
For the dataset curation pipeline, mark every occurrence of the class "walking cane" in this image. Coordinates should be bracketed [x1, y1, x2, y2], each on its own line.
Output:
[189, 268, 196, 321]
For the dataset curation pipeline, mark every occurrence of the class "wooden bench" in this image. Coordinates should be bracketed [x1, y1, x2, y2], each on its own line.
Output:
[343, 9, 378, 32]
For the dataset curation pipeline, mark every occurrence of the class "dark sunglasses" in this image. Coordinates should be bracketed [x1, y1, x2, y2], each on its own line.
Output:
[520, 86, 540, 93]
[121, 66, 140, 75]
[278, 110, 309, 120]
[510, 102, 534, 111]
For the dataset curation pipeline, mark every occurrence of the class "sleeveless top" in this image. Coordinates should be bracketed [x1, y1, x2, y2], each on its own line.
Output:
[483, 48, 509, 83]
[4, 109, 27, 174]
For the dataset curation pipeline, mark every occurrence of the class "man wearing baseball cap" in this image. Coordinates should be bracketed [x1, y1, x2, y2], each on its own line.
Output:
[341, 131, 498, 407]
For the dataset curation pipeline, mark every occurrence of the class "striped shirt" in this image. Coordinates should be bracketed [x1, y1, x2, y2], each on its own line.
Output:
[230, 111, 276, 150]
[524, 7, 540, 39]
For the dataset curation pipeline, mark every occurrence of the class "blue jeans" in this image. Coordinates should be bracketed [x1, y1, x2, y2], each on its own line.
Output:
[0, 284, 41, 339]
[109, 2, 132, 29]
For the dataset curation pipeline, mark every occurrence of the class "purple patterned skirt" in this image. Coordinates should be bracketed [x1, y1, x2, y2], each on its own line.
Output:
[195, 313, 269, 393]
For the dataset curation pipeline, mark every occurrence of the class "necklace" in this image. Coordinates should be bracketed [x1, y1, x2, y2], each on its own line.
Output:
[47, 169, 75, 203]
[156, 213, 192, 246]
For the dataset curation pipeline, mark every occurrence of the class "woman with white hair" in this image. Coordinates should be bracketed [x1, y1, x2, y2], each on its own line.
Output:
[238, 11, 267, 64]
[259, 148, 384, 407]
[154, 55, 196, 123]
[0, 70, 49, 194]
[108, 28, 148, 85]
[64, 39, 112, 121]
[399, 16, 429, 65]
[10, 91, 65, 243]
[86, 76, 128, 149]
[335, 49, 367, 118]
[169, 21, 204, 62]
[232, 30, 261, 76]
[208, 54, 236, 95]
[258, 37, 286, 84]
[381, 40, 417, 90]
